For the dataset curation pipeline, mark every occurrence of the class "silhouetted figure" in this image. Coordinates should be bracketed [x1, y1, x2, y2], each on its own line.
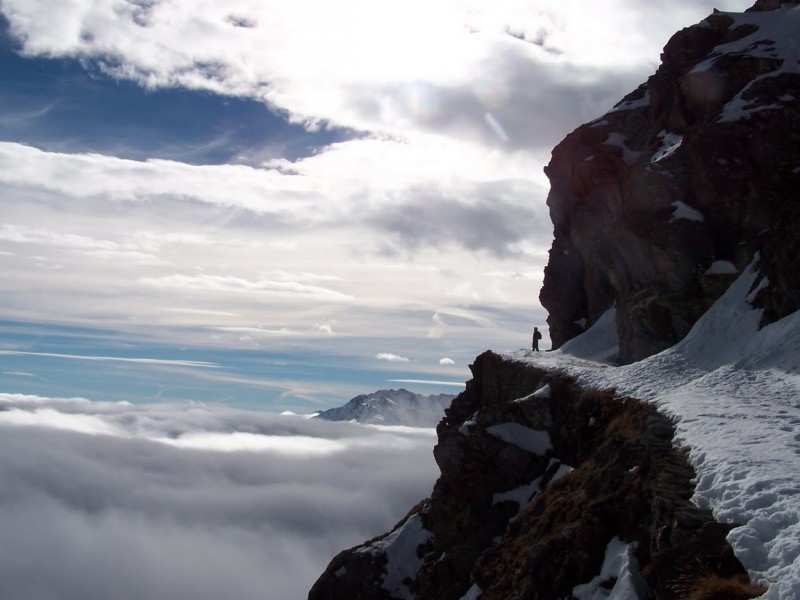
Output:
[532, 326, 542, 351]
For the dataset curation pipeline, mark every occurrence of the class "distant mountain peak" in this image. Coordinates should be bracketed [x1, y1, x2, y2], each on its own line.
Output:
[315, 388, 455, 428]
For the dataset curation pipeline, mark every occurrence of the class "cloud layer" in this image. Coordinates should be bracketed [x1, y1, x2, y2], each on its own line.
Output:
[0, 393, 439, 599]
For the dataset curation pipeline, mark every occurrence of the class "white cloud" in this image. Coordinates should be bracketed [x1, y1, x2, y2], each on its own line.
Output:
[439, 358, 456, 366]
[376, 353, 410, 363]
[139, 274, 354, 301]
[0, 395, 440, 599]
[0, 351, 218, 369]
[164, 308, 241, 317]
[388, 379, 465, 388]
[0, 0, 751, 139]
[314, 322, 335, 336]
[156, 431, 347, 455]
[426, 312, 446, 339]
[0, 0, 752, 397]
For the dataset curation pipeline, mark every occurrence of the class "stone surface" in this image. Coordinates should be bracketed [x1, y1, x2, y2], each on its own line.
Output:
[539, 4, 800, 362]
[309, 352, 753, 600]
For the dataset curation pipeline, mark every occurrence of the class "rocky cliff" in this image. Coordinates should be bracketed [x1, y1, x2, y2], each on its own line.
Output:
[308, 3, 799, 599]
[540, 0, 800, 363]
[309, 352, 763, 600]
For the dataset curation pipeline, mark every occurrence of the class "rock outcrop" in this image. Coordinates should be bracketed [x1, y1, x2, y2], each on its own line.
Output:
[308, 351, 759, 600]
[540, 1, 800, 362]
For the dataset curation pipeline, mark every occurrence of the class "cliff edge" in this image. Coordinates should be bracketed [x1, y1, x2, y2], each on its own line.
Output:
[308, 3, 800, 599]
[309, 352, 761, 600]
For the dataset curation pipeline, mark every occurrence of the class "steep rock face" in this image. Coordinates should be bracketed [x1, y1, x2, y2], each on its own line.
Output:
[309, 351, 753, 600]
[540, 2, 800, 362]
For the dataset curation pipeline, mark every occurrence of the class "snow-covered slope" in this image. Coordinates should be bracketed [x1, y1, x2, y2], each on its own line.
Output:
[315, 389, 455, 428]
[507, 262, 800, 599]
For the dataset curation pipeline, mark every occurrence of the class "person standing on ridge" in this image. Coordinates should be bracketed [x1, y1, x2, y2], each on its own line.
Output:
[532, 326, 542, 351]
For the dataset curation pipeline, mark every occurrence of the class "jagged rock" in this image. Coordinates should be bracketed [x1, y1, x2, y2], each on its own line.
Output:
[540, 2, 800, 362]
[309, 351, 751, 600]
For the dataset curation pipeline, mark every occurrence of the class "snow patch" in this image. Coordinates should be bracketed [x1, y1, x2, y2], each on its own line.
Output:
[532, 384, 551, 400]
[458, 414, 478, 436]
[514, 384, 551, 404]
[692, 8, 800, 123]
[493, 459, 574, 514]
[487, 423, 552, 455]
[493, 476, 543, 510]
[704, 260, 738, 276]
[572, 538, 648, 600]
[550, 461, 574, 484]
[610, 90, 651, 113]
[367, 514, 433, 600]
[603, 132, 640, 165]
[459, 583, 483, 600]
[671, 201, 705, 222]
[560, 307, 619, 364]
[651, 131, 683, 163]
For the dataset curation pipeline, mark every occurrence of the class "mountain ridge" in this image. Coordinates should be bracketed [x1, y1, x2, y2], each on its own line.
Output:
[315, 388, 455, 428]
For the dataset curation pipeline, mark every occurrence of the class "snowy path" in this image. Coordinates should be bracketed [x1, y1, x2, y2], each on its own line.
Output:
[505, 266, 800, 599]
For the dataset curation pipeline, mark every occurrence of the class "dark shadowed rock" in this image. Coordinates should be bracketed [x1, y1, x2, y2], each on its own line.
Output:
[540, 3, 800, 362]
[309, 352, 753, 600]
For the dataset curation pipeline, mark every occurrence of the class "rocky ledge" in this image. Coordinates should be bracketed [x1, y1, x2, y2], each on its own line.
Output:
[308, 351, 764, 600]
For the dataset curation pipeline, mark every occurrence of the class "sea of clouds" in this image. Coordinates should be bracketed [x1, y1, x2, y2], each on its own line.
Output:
[0, 393, 439, 599]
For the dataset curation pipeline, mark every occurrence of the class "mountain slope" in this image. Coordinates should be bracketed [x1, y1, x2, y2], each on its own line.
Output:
[315, 389, 455, 428]
[309, 266, 800, 599]
[509, 262, 800, 599]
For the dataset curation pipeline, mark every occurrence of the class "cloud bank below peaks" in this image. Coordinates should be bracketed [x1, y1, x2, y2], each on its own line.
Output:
[0, 393, 439, 599]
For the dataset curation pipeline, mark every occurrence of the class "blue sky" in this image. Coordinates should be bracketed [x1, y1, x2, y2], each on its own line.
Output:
[0, 0, 750, 412]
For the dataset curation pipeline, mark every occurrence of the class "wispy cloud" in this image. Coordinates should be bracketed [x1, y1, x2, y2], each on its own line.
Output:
[0, 351, 218, 369]
[389, 379, 465, 388]
[163, 308, 241, 317]
[140, 274, 354, 301]
[376, 353, 410, 363]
